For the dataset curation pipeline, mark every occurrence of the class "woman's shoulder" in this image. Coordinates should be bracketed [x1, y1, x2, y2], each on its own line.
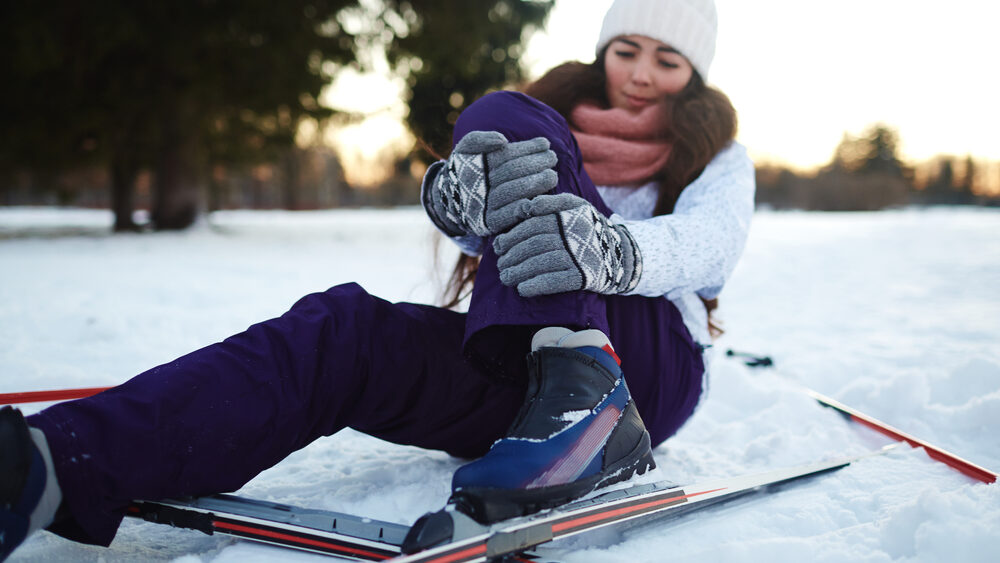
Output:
[710, 141, 752, 168]
[678, 141, 756, 207]
[688, 141, 753, 186]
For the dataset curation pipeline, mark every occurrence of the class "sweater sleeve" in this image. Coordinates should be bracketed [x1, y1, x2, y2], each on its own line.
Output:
[616, 142, 756, 300]
[448, 234, 486, 257]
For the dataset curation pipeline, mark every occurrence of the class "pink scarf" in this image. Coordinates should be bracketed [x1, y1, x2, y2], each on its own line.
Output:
[569, 103, 672, 186]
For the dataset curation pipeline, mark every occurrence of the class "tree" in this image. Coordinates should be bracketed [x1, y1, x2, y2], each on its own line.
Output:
[959, 154, 975, 196]
[858, 124, 906, 178]
[929, 158, 956, 198]
[377, 0, 554, 158]
[816, 123, 912, 209]
[830, 124, 906, 177]
[0, 3, 108, 205]
[1, 1, 554, 229]
[1, 1, 354, 230]
[830, 132, 866, 173]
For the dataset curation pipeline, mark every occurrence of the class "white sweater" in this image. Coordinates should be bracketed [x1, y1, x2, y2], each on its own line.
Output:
[442, 141, 756, 347]
[602, 141, 755, 345]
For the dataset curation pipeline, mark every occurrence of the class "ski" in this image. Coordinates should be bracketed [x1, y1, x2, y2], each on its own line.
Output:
[807, 389, 998, 484]
[395, 445, 900, 562]
[127, 494, 408, 561]
[126, 445, 898, 562]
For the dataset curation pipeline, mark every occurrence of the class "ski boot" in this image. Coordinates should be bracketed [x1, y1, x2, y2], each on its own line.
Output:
[0, 406, 53, 560]
[450, 327, 655, 524]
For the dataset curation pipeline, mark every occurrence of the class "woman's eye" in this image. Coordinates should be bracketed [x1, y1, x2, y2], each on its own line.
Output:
[658, 60, 679, 69]
[614, 50, 637, 59]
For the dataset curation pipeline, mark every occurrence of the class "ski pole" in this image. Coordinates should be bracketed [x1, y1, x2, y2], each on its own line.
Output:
[724, 349, 998, 485]
[724, 349, 773, 367]
[0, 386, 112, 405]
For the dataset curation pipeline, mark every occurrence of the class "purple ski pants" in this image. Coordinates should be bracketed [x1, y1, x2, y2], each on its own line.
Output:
[28, 91, 704, 546]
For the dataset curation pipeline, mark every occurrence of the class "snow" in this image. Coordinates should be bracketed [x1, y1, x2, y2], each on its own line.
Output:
[560, 409, 592, 424]
[2, 206, 998, 562]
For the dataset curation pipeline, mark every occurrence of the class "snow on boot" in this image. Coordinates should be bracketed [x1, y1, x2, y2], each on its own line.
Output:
[450, 328, 655, 524]
[0, 406, 58, 561]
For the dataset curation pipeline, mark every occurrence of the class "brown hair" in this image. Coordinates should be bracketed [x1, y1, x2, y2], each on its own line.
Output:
[442, 51, 738, 337]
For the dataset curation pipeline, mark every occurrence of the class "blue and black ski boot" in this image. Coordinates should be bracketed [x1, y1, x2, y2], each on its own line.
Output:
[450, 327, 655, 524]
[0, 406, 49, 560]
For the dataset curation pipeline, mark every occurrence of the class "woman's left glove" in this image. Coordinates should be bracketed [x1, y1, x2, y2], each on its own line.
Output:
[492, 193, 642, 298]
[421, 131, 558, 238]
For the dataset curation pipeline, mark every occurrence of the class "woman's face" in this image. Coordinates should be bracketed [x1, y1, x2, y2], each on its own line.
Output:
[603, 34, 694, 114]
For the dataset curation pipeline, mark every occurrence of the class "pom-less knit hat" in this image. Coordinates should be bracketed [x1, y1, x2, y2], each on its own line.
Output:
[596, 0, 718, 78]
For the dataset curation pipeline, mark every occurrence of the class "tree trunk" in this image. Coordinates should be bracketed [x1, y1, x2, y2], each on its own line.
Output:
[151, 103, 198, 230]
[110, 151, 140, 232]
[282, 148, 301, 210]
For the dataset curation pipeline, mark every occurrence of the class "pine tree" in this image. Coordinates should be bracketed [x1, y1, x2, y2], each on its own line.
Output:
[2, 1, 554, 229]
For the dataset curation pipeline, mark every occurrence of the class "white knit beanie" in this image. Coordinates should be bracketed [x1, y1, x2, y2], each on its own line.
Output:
[596, 0, 718, 79]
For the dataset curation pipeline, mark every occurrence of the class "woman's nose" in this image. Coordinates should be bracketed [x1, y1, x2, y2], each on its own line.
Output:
[630, 62, 652, 85]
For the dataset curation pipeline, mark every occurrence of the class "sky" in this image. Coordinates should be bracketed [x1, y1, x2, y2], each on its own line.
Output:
[324, 0, 1000, 185]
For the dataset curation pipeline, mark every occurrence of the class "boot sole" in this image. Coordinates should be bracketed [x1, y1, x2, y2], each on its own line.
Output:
[451, 431, 655, 524]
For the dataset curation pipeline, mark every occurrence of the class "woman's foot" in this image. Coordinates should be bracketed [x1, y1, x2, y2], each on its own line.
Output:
[1, 406, 60, 560]
[450, 328, 654, 524]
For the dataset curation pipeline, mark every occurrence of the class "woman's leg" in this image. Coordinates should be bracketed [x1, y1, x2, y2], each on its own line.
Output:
[452, 91, 705, 448]
[453, 91, 618, 380]
[605, 295, 705, 447]
[27, 283, 524, 545]
[428, 92, 661, 525]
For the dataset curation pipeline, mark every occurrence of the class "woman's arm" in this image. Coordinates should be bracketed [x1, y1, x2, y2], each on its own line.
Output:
[618, 142, 756, 300]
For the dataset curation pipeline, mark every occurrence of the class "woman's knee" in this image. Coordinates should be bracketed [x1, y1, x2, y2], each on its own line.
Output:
[453, 91, 605, 209]
[280, 283, 381, 360]
[293, 283, 375, 318]
[453, 91, 574, 152]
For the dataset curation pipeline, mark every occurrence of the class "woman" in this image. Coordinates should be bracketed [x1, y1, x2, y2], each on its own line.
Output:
[0, 0, 754, 556]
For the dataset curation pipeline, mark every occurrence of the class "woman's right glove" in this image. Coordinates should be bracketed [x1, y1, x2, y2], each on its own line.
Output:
[421, 131, 558, 238]
[492, 193, 643, 298]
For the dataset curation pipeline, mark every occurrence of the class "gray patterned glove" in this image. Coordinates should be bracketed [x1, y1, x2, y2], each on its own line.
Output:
[421, 131, 558, 238]
[493, 193, 643, 298]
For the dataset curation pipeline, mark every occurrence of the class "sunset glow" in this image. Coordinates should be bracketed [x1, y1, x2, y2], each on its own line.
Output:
[324, 0, 999, 185]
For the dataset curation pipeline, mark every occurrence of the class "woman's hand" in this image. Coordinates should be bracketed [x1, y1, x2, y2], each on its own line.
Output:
[493, 193, 643, 297]
[421, 131, 558, 238]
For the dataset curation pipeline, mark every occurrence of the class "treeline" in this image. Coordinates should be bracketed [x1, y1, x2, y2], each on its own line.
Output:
[756, 124, 999, 211]
[0, 144, 425, 210]
[0, 146, 418, 211]
[0, 1, 554, 230]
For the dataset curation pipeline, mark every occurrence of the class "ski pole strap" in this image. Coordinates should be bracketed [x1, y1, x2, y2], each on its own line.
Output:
[809, 390, 997, 484]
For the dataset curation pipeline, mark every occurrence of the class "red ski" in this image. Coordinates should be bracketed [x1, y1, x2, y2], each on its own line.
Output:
[127, 446, 899, 562]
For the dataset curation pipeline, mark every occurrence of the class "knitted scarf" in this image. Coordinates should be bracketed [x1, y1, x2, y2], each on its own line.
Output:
[569, 103, 672, 186]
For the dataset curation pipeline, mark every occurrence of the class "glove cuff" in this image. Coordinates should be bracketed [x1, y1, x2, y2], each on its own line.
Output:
[420, 160, 466, 237]
[615, 224, 643, 294]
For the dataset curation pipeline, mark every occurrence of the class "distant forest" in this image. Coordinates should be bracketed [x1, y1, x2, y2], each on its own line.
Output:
[5, 122, 997, 216]
[755, 124, 999, 210]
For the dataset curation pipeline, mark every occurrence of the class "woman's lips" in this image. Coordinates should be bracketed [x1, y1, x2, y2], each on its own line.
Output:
[624, 94, 653, 108]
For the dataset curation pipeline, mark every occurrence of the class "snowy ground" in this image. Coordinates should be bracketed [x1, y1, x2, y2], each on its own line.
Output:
[1, 206, 998, 562]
